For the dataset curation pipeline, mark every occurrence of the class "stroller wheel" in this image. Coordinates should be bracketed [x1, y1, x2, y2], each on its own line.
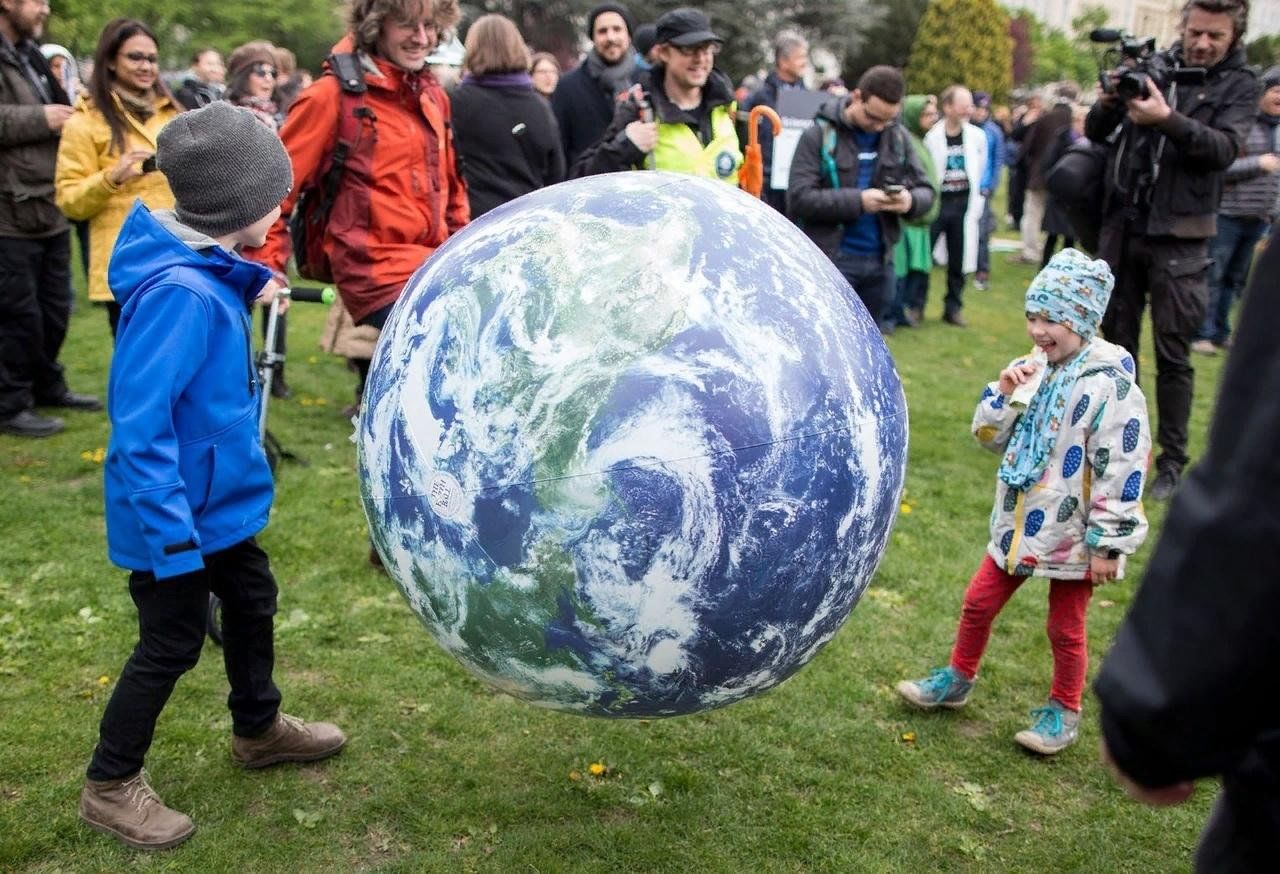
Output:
[207, 593, 224, 647]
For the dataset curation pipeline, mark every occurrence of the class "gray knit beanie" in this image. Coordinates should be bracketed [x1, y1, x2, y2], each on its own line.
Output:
[156, 101, 293, 238]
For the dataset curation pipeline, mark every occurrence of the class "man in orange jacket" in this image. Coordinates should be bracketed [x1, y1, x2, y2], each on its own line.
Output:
[254, 0, 469, 330]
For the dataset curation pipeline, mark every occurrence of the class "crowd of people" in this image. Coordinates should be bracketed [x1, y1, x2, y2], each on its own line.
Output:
[2, 0, 1278, 865]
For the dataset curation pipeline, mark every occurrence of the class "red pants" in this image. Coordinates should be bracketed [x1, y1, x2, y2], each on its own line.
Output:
[949, 555, 1093, 711]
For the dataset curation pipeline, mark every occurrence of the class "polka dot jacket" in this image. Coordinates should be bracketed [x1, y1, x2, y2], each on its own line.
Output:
[971, 338, 1152, 580]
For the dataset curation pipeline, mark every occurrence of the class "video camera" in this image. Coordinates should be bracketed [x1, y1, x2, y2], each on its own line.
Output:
[1090, 28, 1206, 101]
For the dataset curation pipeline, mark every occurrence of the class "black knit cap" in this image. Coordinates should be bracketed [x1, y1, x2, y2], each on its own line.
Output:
[633, 23, 657, 56]
[156, 102, 293, 239]
[587, 2, 634, 38]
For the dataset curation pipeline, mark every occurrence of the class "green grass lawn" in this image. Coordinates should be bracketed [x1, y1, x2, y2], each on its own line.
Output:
[0, 250, 1228, 872]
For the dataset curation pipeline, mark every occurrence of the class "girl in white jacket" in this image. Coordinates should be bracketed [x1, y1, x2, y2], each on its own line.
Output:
[897, 249, 1151, 755]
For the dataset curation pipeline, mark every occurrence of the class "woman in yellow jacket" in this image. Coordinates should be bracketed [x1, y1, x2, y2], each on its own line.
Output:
[55, 19, 181, 337]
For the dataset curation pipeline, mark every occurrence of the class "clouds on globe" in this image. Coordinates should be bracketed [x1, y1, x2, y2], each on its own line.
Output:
[358, 172, 908, 717]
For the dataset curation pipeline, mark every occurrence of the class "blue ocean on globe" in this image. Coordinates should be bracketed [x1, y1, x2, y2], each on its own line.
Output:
[357, 172, 908, 717]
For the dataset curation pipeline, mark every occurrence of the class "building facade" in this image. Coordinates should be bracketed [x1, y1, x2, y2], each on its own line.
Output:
[1005, 0, 1280, 43]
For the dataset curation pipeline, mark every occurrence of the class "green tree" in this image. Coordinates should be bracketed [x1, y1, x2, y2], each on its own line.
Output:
[48, 0, 345, 72]
[1246, 34, 1280, 67]
[907, 0, 1012, 100]
[846, 0, 928, 79]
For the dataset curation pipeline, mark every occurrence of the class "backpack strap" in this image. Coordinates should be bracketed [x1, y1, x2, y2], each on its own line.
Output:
[816, 118, 840, 189]
[317, 53, 371, 213]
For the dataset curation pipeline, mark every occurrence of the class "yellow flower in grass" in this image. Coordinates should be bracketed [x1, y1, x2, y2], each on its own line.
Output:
[588, 761, 606, 777]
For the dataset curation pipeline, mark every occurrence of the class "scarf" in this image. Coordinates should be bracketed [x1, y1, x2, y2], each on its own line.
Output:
[584, 48, 635, 103]
[1260, 111, 1280, 129]
[235, 95, 282, 131]
[112, 86, 157, 123]
[997, 341, 1093, 491]
[460, 71, 533, 89]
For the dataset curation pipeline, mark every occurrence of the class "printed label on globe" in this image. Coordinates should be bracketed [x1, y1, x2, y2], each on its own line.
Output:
[427, 472, 465, 519]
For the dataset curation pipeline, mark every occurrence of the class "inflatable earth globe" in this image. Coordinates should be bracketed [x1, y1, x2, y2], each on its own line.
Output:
[357, 172, 908, 718]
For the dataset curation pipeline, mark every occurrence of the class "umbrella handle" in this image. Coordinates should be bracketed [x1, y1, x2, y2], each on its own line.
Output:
[747, 105, 783, 148]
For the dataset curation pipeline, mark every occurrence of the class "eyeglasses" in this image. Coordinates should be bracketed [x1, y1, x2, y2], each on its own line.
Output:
[251, 64, 277, 78]
[392, 18, 445, 37]
[122, 52, 160, 66]
[673, 42, 720, 58]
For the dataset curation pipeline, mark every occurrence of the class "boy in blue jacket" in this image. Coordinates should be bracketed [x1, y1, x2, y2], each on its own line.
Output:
[79, 102, 346, 851]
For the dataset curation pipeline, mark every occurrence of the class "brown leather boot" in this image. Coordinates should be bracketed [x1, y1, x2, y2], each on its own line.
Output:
[231, 713, 346, 769]
[79, 771, 195, 850]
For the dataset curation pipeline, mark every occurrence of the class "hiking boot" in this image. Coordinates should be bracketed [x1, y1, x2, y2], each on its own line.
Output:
[1190, 339, 1218, 356]
[1014, 700, 1080, 755]
[232, 713, 346, 769]
[1148, 467, 1180, 502]
[37, 390, 103, 411]
[896, 666, 974, 710]
[0, 409, 64, 438]
[79, 770, 195, 850]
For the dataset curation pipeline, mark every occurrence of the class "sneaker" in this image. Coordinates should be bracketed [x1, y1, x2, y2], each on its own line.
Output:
[904, 307, 923, 327]
[1147, 467, 1180, 501]
[79, 770, 195, 850]
[231, 713, 346, 769]
[1014, 700, 1080, 755]
[896, 666, 974, 710]
[1190, 339, 1218, 356]
[973, 272, 990, 291]
[942, 310, 968, 328]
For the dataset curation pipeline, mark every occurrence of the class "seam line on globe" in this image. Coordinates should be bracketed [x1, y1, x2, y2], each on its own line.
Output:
[369, 417, 905, 501]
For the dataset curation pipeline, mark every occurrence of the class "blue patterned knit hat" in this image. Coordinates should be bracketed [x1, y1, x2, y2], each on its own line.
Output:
[1024, 248, 1114, 341]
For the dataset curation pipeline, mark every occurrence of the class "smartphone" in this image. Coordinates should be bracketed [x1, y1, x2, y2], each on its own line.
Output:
[883, 184, 905, 195]
[141, 156, 158, 173]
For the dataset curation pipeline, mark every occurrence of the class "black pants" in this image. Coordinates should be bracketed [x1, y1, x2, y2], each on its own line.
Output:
[1098, 225, 1210, 475]
[87, 538, 282, 780]
[929, 196, 968, 317]
[832, 250, 891, 326]
[0, 231, 71, 419]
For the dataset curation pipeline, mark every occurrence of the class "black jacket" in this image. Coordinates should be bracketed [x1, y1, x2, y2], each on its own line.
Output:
[550, 61, 617, 169]
[1085, 43, 1259, 238]
[569, 66, 736, 178]
[451, 81, 566, 218]
[173, 76, 222, 110]
[1095, 229, 1280, 871]
[786, 96, 935, 260]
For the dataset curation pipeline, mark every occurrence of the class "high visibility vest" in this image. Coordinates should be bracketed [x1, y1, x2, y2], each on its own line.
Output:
[651, 103, 742, 183]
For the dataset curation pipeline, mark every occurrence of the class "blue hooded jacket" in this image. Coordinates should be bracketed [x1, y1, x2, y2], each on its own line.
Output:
[104, 202, 275, 578]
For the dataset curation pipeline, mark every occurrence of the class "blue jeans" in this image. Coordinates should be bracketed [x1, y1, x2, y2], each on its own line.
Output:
[1199, 214, 1268, 344]
[832, 250, 893, 326]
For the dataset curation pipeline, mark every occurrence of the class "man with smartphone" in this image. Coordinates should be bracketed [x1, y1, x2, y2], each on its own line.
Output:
[787, 65, 935, 332]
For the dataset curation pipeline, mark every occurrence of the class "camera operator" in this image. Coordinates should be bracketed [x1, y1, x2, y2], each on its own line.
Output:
[1085, 0, 1259, 501]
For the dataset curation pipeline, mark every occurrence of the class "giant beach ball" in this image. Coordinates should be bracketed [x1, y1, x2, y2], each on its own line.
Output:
[358, 172, 907, 717]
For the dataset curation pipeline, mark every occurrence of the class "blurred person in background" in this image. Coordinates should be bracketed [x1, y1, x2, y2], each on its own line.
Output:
[551, 2, 636, 166]
[451, 14, 564, 217]
[173, 47, 224, 109]
[54, 17, 180, 339]
[530, 50, 559, 100]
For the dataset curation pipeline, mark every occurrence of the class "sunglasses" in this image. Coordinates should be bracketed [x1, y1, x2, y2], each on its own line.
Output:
[122, 51, 159, 65]
[251, 64, 278, 78]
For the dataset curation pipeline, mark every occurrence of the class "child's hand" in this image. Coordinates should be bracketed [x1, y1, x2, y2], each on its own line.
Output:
[997, 359, 1041, 397]
[256, 278, 291, 315]
[1090, 553, 1120, 585]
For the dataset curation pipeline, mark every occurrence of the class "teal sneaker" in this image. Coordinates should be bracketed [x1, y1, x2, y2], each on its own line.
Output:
[896, 666, 974, 710]
[1014, 700, 1080, 755]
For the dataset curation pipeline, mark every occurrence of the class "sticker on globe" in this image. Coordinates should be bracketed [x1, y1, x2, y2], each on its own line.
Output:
[427, 471, 465, 519]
